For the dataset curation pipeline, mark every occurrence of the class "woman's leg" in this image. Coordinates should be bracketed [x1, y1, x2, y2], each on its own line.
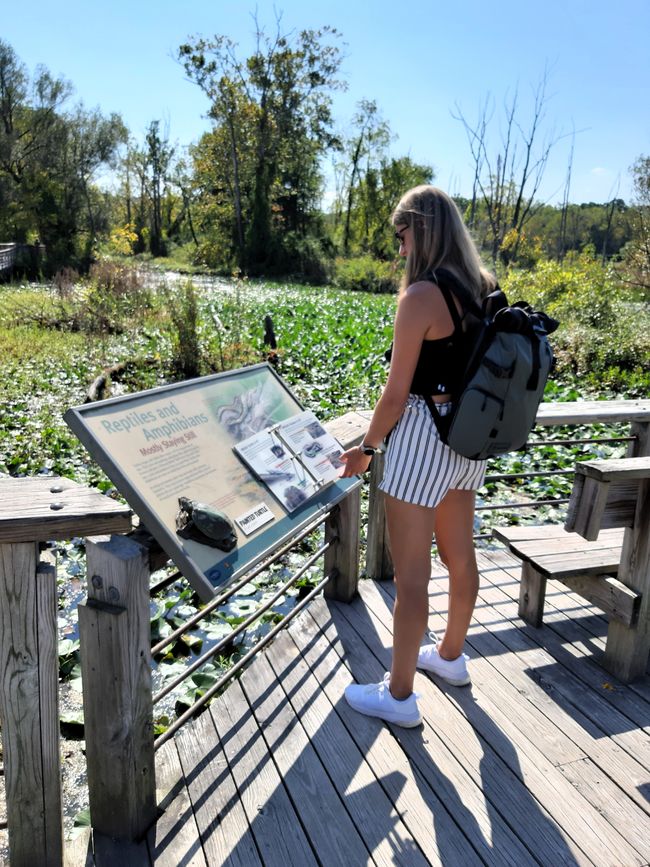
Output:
[433, 488, 479, 660]
[384, 493, 437, 699]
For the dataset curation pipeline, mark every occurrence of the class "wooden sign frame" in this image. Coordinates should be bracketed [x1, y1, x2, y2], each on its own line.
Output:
[65, 363, 360, 601]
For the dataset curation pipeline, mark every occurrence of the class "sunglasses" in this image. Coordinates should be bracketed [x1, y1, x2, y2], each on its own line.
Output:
[394, 227, 408, 244]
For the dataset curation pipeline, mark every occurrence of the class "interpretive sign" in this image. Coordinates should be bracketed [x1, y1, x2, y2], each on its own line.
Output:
[234, 409, 346, 511]
[65, 363, 360, 601]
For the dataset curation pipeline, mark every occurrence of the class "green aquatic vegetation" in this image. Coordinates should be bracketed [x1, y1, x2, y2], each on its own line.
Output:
[1, 271, 644, 729]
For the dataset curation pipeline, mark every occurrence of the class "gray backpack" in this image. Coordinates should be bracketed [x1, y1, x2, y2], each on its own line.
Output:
[426, 269, 559, 461]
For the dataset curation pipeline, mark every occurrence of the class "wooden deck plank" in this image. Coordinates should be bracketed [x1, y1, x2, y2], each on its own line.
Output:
[0, 476, 132, 542]
[63, 829, 95, 867]
[298, 601, 483, 867]
[148, 739, 207, 867]
[470, 552, 650, 820]
[238, 642, 372, 866]
[93, 834, 150, 867]
[210, 676, 318, 867]
[342, 587, 602, 866]
[349, 579, 646, 867]
[530, 568, 650, 705]
[558, 756, 650, 862]
[492, 526, 624, 545]
[490, 543, 650, 701]
[373, 578, 589, 775]
[480, 548, 650, 754]
[175, 705, 261, 867]
[133, 542, 650, 867]
[265, 624, 430, 867]
[478, 551, 650, 742]
[312, 598, 574, 866]
[505, 545, 622, 577]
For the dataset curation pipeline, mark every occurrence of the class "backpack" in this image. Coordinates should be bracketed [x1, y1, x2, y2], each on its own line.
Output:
[424, 268, 559, 461]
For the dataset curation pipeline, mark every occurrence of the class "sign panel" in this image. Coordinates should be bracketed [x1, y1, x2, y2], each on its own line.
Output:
[65, 363, 360, 601]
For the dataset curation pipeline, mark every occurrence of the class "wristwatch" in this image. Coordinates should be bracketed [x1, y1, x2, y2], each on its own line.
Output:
[359, 441, 383, 456]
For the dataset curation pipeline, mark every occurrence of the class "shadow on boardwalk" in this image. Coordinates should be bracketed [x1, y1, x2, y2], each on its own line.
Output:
[82, 547, 650, 866]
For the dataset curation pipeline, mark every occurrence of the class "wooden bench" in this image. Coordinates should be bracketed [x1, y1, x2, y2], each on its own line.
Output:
[494, 455, 650, 682]
[565, 456, 650, 681]
[491, 524, 638, 628]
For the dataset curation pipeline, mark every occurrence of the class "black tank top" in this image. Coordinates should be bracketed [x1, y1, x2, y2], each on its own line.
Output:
[385, 277, 467, 396]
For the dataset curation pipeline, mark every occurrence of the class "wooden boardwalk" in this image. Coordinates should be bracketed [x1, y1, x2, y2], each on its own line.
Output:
[77, 546, 650, 866]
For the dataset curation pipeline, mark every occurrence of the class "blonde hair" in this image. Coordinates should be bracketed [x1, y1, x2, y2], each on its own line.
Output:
[392, 185, 496, 301]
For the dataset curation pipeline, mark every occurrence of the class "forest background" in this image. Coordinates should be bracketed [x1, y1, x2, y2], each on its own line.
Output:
[0, 2, 649, 285]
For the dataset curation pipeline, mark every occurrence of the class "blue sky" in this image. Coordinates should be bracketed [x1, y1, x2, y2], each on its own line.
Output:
[3, 0, 649, 205]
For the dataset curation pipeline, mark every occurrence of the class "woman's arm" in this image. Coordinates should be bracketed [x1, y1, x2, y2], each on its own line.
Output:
[339, 282, 445, 477]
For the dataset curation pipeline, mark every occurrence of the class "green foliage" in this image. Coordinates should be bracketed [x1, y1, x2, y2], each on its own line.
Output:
[0, 262, 150, 335]
[501, 253, 650, 389]
[164, 280, 202, 378]
[0, 265, 646, 486]
[620, 154, 650, 294]
[333, 256, 400, 294]
[268, 231, 334, 284]
[84, 260, 152, 332]
[0, 40, 127, 271]
[180, 23, 345, 276]
[0, 321, 103, 476]
[333, 153, 434, 258]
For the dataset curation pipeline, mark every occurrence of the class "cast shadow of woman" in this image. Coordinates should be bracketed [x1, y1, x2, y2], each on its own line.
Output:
[409, 682, 582, 866]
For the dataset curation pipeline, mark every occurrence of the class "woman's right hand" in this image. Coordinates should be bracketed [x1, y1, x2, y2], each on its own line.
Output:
[338, 446, 373, 478]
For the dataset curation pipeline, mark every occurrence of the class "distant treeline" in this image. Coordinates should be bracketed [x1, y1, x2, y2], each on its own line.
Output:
[0, 31, 648, 286]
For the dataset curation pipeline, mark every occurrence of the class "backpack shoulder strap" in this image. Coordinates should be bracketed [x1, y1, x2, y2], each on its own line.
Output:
[434, 276, 463, 331]
[432, 267, 484, 319]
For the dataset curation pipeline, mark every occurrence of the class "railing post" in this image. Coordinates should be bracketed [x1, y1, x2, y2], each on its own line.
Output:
[79, 534, 156, 841]
[604, 419, 650, 680]
[324, 487, 361, 602]
[628, 419, 650, 458]
[365, 453, 394, 581]
[0, 543, 63, 867]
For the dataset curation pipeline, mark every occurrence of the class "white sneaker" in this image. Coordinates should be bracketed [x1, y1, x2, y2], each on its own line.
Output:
[417, 633, 471, 686]
[344, 673, 422, 727]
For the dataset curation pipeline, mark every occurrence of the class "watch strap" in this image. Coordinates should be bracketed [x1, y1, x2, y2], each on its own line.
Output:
[360, 441, 383, 455]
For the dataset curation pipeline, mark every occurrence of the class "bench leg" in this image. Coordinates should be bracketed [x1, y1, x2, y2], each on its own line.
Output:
[603, 474, 650, 682]
[603, 622, 650, 682]
[518, 561, 547, 627]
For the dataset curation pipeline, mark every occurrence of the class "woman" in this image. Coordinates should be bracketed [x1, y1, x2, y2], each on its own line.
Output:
[339, 185, 496, 727]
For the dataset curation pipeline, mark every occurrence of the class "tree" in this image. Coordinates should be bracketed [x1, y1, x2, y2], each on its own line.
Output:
[622, 155, 650, 294]
[453, 72, 565, 267]
[334, 99, 391, 254]
[345, 155, 434, 258]
[168, 151, 199, 247]
[0, 39, 126, 268]
[145, 120, 174, 256]
[66, 106, 127, 240]
[179, 18, 345, 274]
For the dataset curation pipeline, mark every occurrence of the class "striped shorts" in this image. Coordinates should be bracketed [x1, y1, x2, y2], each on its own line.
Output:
[379, 395, 487, 508]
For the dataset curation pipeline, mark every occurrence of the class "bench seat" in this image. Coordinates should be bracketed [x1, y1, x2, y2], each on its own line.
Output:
[492, 525, 640, 629]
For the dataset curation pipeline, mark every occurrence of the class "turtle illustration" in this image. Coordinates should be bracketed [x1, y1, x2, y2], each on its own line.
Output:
[175, 496, 238, 551]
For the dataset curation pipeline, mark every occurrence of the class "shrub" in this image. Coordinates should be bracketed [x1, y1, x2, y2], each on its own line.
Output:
[52, 267, 80, 301]
[82, 260, 152, 333]
[164, 280, 202, 379]
[273, 232, 333, 285]
[334, 256, 399, 293]
[501, 253, 650, 387]
[107, 223, 139, 256]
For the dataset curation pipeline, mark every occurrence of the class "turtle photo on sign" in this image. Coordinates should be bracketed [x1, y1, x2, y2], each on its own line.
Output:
[175, 496, 238, 551]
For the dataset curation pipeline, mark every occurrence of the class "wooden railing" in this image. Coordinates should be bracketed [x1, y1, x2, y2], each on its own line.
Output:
[1, 398, 649, 866]
[0, 242, 46, 277]
[0, 243, 16, 274]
